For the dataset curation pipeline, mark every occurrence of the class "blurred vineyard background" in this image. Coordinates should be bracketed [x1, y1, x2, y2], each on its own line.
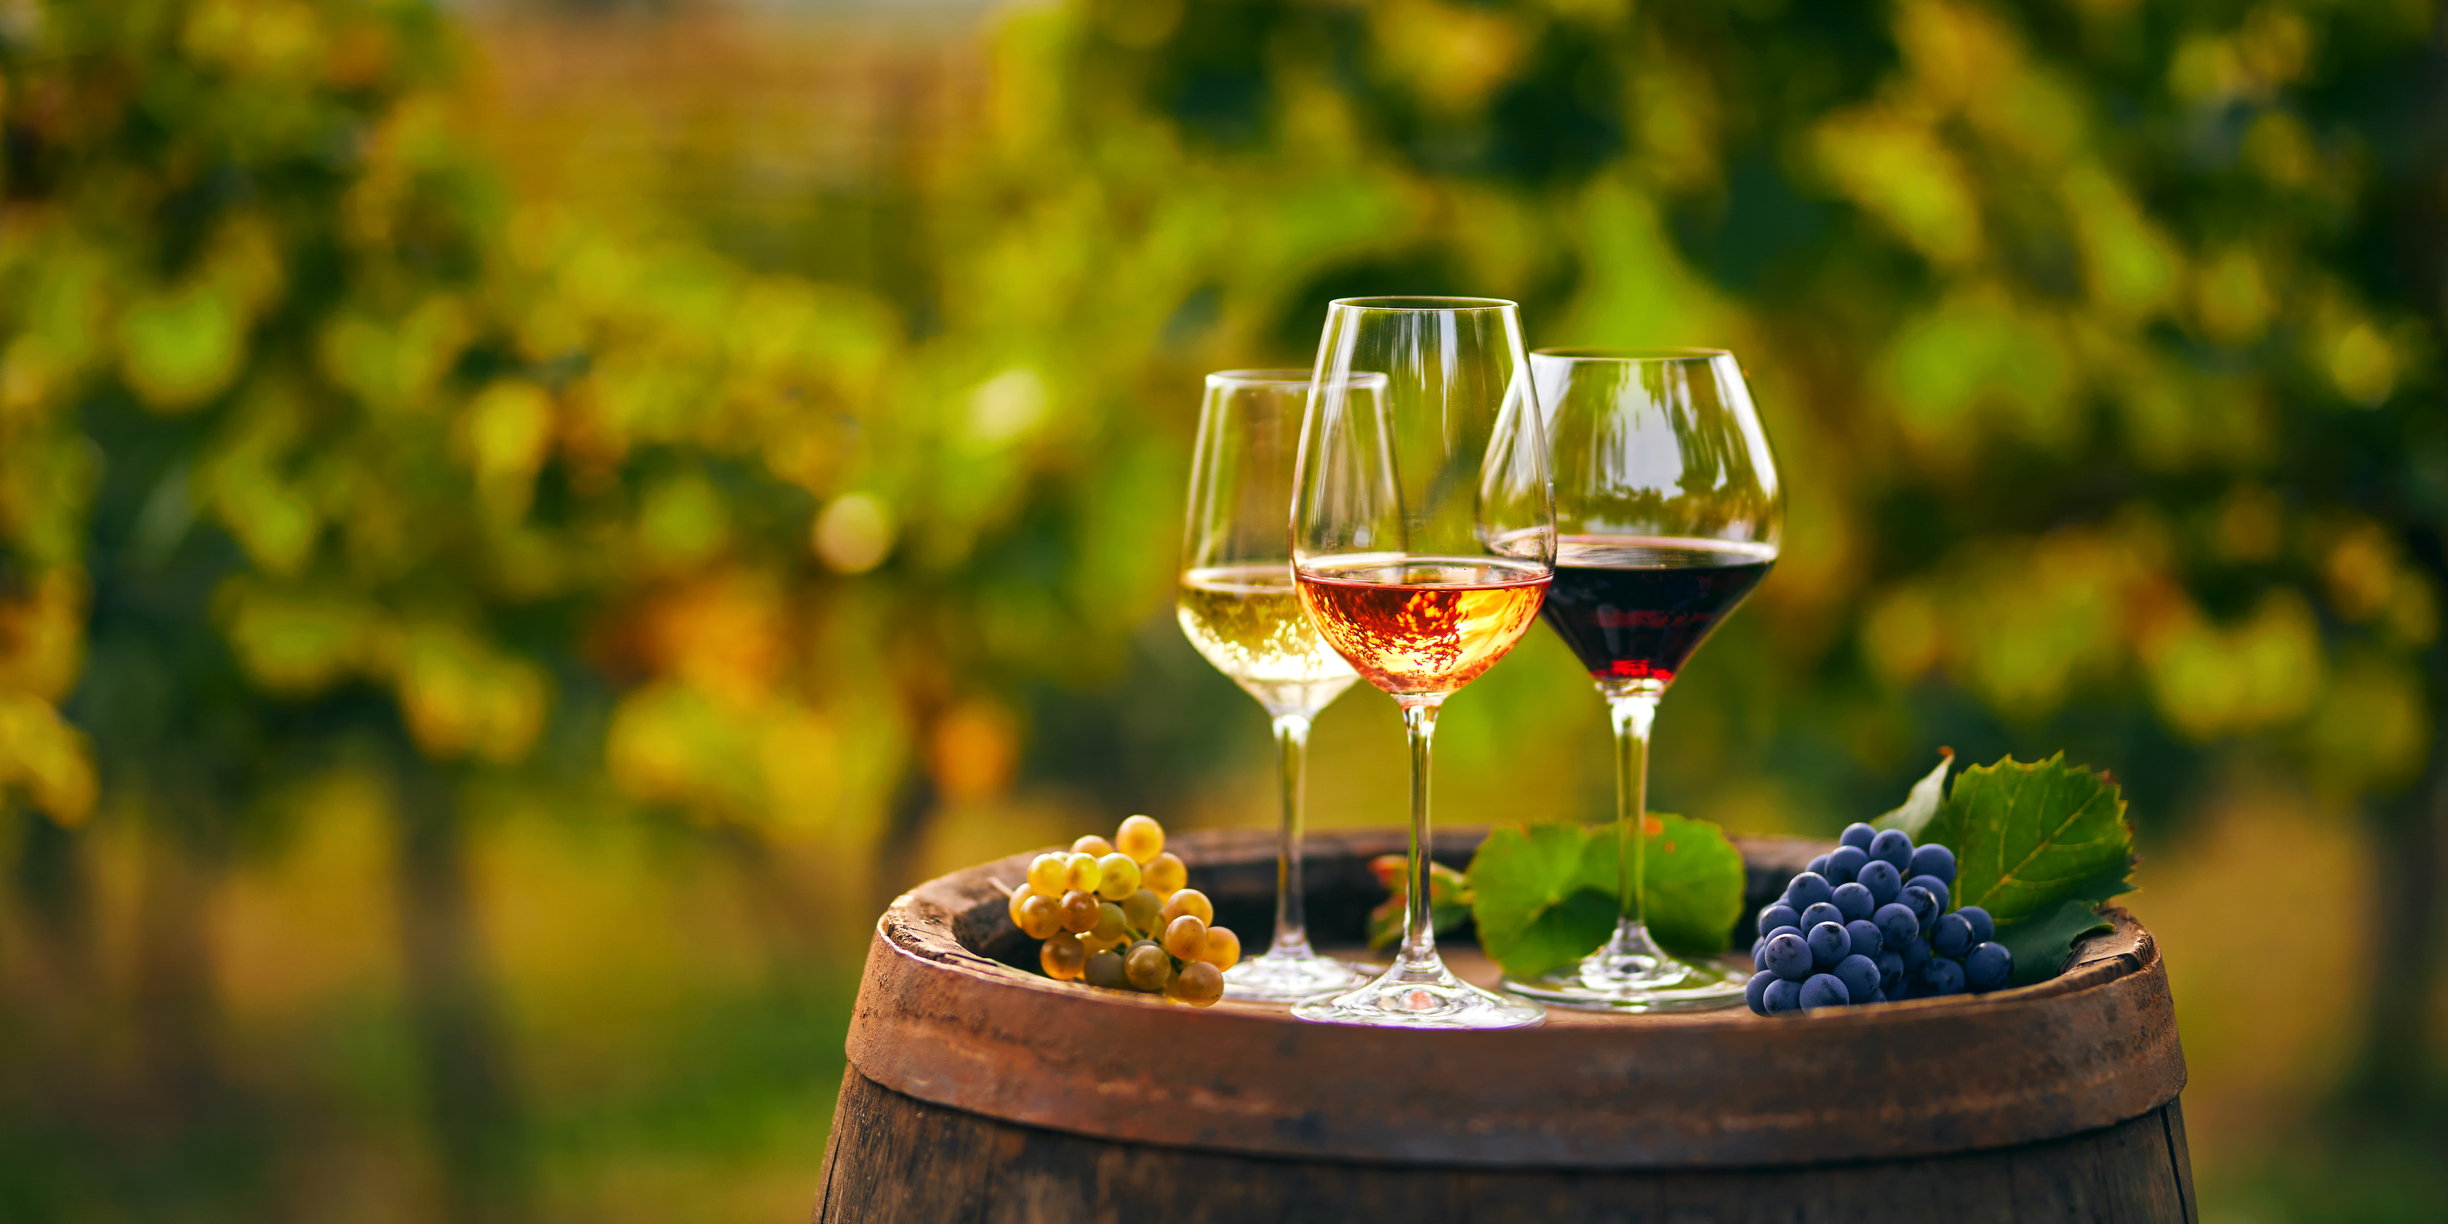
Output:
[0, 0, 2441, 1219]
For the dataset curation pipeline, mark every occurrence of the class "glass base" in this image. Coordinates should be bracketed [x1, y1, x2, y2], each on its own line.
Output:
[1223, 946, 1379, 1002]
[1293, 955, 1544, 1029]
[1502, 922, 1750, 1013]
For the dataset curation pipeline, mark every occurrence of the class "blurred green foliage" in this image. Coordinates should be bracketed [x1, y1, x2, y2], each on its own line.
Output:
[0, 0, 2443, 1220]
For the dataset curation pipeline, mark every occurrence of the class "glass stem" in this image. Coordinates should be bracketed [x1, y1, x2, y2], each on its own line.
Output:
[1396, 698, 1443, 974]
[1267, 711, 1314, 959]
[1609, 692, 1660, 933]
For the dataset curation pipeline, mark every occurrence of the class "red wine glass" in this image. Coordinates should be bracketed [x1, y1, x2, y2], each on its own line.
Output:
[1501, 349, 1782, 1012]
[1288, 298, 1554, 1030]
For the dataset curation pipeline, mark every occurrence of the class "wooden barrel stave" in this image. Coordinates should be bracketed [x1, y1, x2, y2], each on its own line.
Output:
[819, 1069, 2195, 1223]
[823, 827, 2194, 1221]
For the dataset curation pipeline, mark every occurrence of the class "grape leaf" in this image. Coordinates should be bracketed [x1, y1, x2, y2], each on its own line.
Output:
[1994, 898, 2115, 987]
[1594, 813, 1747, 959]
[1921, 753, 2136, 927]
[1365, 856, 1473, 951]
[1869, 748, 1954, 837]
[1465, 822, 1613, 980]
[1465, 814, 1745, 979]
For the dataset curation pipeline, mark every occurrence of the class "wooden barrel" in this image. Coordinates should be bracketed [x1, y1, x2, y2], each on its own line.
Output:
[818, 828, 2193, 1222]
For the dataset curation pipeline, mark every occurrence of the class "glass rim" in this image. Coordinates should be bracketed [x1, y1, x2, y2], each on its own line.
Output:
[1327, 295, 1519, 313]
[1204, 368, 1313, 387]
[1205, 369, 1391, 388]
[1530, 346, 1732, 362]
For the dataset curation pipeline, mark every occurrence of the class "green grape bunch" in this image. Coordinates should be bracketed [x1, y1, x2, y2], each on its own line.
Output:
[1007, 815, 1236, 1007]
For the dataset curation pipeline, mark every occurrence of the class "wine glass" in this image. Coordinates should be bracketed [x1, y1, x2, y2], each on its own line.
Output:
[1178, 369, 1380, 1001]
[1501, 348, 1781, 1012]
[1288, 297, 1553, 1030]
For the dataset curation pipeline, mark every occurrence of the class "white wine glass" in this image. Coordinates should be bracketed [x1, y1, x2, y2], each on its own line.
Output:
[1179, 370, 1380, 1001]
[1501, 348, 1781, 1012]
[1289, 297, 1553, 1030]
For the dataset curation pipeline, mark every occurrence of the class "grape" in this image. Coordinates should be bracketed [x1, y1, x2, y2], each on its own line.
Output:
[1908, 843, 1956, 884]
[1763, 932, 1813, 981]
[1757, 903, 1799, 937]
[1121, 888, 1164, 935]
[1161, 888, 1215, 927]
[1964, 942, 2012, 992]
[1800, 902, 1843, 932]
[1116, 815, 1165, 864]
[1832, 882, 1874, 923]
[1764, 978, 1803, 1015]
[1923, 957, 1966, 996]
[1876, 951, 1905, 996]
[1746, 970, 1777, 1016]
[1872, 903, 1918, 949]
[1027, 853, 1066, 897]
[1171, 960, 1225, 1007]
[1858, 860, 1903, 906]
[1782, 871, 1835, 911]
[1018, 895, 1063, 940]
[1006, 886, 1034, 929]
[1057, 889, 1100, 934]
[1091, 901, 1129, 945]
[1807, 921, 1851, 969]
[1143, 852, 1188, 897]
[1752, 940, 1771, 971]
[1083, 949, 1128, 989]
[1931, 912, 1973, 959]
[1199, 925, 1242, 971]
[1958, 905, 1996, 945]
[1901, 885, 1938, 928]
[1900, 933, 1931, 971]
[1766, 924, 1803, 944]
[1799, 974, 1850, 1010]
[1907, 874, 1950, 914]
[1095, 853, 1141, 900]
[1833, 954, 1880, 1003]
[1843, 918, 1884, 958]
[1163, 914, 1209, 960]
[1825, 845, 1869, 885]
[1124, 941, 1172, 991]
[1040, 933, 1087, 980]
[1073, 835, 1117, 858]
[1839, 823, 1877, 851]
[1807, 854, 1831, 876]
[1062, 852, 1104, 895]
[1868, 828, 1913, 871]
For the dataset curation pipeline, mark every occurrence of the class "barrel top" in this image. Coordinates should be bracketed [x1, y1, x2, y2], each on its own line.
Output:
[844, 826, 2185, 1169]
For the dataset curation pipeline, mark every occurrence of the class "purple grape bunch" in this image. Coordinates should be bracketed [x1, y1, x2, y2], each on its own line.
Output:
[1744, 823, 2014, 1016]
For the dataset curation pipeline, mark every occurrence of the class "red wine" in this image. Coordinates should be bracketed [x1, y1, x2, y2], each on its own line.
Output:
[1541, 537, 1775, 687]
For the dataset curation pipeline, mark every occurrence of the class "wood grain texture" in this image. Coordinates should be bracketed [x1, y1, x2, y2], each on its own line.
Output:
[816, 1067, 2197, 1224]
[842, 826, 2188, 1169]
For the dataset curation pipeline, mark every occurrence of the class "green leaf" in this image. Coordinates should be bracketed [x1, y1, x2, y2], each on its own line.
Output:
[1365, 856, 1473, 951]
[1467, 823, 1611, 979]
[1870, 749, 1954, 836]
[1597, 813, 1747, 959]
[1466, 814, 1746, 979]
[1922, 753, 2136, 927]
[1994, 899, 2115, 987]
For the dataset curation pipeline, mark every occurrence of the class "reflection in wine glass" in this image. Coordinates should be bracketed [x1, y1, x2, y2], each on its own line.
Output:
[1178, 370, 1379, 1001]
[1289, 297, 1554, 1030]
[1502, 348, 1782, 1012]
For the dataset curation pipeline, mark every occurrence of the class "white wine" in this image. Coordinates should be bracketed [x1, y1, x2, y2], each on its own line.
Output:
[1177, 564, 1358, 714]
